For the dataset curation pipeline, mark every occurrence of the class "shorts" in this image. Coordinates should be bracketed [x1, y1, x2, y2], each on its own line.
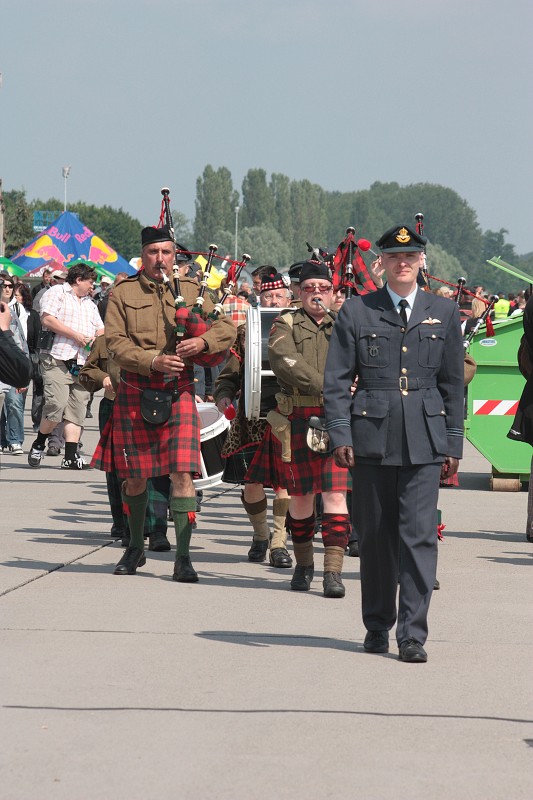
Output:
[40, 354, 89, 428]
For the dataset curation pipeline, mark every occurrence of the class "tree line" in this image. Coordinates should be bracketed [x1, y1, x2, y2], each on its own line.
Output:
[2, 170, 532, 292]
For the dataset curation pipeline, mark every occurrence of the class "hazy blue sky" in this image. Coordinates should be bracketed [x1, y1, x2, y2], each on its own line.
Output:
[1, 0, 532, 253]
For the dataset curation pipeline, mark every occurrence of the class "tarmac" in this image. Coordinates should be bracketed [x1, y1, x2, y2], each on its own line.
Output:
[0, 397, 532, 800]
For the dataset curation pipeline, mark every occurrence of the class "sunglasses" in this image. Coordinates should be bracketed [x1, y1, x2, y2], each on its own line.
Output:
[301, 284, 332, 294]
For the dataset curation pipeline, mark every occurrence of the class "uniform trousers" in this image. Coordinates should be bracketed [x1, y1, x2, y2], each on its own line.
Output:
[352, 461, 441, 646]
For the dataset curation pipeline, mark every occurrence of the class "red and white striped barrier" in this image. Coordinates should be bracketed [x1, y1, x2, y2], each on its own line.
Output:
[473, 400, 519, 416]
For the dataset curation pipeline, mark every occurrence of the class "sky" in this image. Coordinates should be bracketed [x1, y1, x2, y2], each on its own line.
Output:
[1, 0, 532, 254]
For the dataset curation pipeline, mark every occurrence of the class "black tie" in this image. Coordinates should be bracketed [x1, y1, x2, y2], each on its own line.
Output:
[398, 299, 409, 327]
[14, 302, 20, 318]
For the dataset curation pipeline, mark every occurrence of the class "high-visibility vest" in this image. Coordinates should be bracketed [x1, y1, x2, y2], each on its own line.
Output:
[493, 298, 510, 319]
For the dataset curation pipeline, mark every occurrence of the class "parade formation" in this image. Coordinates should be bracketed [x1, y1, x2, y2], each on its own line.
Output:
[1, 187, 530, 669]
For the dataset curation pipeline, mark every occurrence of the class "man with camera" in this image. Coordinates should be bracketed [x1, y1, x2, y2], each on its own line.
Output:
[27, 262, 104, 470]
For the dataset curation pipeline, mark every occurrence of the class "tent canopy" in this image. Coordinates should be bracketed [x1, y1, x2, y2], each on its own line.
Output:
[10, 211, 136, 276]
[0, 256, 27, 277]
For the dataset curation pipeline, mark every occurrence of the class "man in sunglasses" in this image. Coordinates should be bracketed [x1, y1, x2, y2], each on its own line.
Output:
[245, 261, 351, 598]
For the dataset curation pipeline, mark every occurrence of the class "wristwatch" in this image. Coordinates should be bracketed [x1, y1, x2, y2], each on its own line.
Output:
[202, 339, 209, 352]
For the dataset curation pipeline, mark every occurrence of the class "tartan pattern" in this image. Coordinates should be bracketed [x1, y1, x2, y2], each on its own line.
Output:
[221, 295, 250, 328]
[333, 232, 377, 296]
[245, 406, 351, 495]
[91, 368, 201, 480]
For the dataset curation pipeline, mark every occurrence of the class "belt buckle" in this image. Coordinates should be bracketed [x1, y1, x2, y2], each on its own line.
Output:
[399, 376, 408, 392]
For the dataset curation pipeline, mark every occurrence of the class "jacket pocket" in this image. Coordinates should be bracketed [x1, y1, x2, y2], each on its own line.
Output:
[418, 326, 445, 368]
[124, 297, 156, 344]
[351, 394, 390, 459]
[423, 395, 448, 455]
[358, 327, 391, 368]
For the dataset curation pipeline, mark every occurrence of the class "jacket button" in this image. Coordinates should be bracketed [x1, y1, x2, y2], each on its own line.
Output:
[402, 390, 408, 396]
[440, 410, 445, 415]
[362, 410, 367, 416]
[431, 334, 436, 339]
[402, 346, 407, 352]
[401, 327, 406, 333]
[401, 368, 407, 374]
[371, 333, 376, 338]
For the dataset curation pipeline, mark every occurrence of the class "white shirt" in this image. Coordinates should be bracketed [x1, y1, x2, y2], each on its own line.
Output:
[386, 285, 419, 322]
[40, 283, 104, 364]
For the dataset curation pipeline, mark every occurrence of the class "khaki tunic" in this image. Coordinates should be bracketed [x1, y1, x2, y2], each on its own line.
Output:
[105, 273, 236, 376]
[268, 307, 337, 399]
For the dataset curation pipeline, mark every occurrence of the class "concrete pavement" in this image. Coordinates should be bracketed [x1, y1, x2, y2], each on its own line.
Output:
[0, 399, 532, 799]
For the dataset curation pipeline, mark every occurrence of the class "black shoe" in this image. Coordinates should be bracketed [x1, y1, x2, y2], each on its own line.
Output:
[364, 630, 389, 653]
[347, 540, 359, 557]
[46, 446, 61, 457]
[110, 525, 125, 540]
[149, 532, 171, 552]
[269, 547, 292, 568]
[248, 539, 268, 562]
[434, 578, 440, 590]
[28, 444, 45, 468]
[173, 555, 199, 583]
[60, 455, 91, 470]
[398, 638, 427, 663]
[323, 571, 345, 598]
[113, 547, 146, 575]
[85, 407, 93, 419]
[290, 564, 314, 591]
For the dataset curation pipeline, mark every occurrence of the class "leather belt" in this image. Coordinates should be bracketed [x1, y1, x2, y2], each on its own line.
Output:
[359, 378, 437, 391]
[290, 394, 323, 407]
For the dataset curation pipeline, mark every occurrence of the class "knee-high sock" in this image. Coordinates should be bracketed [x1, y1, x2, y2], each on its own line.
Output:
[171, 496, 197, 558]
[287, 512, 315, 566]
[241, 492, 270, 542]
[271, 497, 290, 550]
[322, 512, 350, 573]
[121, 487, 148, 550]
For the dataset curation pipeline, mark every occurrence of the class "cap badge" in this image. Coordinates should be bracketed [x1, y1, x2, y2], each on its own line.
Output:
[395, 227, 411, 244]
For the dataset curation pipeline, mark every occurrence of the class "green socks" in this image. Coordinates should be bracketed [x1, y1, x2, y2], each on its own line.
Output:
[171, 496, 197, 557]
[121, 487, 148, 549]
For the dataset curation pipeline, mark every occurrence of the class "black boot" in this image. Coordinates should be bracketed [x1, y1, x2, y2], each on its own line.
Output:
[269, 547, 292, 568]
[323, 572, 345, 598]
[290, 564, 314, 591]
[347, 539, 359, 557]
[173, 555, 199, 583]
[148, 531, 171, 552]
[248, 539, 268, 562]
[113, 547, 146, 575]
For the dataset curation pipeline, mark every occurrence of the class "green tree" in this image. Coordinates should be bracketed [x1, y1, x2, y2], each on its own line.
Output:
[241, 169, 275, 229]
[3, 189, 34, 256]
[270, 173, 293, 247]
[238, 224, 292, 270]
[425, 243, 465, 285]
[194, 165, 239, 249]
[289, 180, 328, 261]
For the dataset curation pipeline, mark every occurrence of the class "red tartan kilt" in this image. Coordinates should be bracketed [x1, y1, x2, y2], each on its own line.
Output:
[91, 369, 201, 480]
[245, 406, 351, 495]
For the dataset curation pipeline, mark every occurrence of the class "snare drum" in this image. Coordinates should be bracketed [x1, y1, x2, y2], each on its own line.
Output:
[244, 306, 290, 420]
[194, 403, 230, 489]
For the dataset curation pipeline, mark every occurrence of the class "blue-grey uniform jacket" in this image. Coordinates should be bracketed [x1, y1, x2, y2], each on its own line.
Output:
[324, 286, 464, 466]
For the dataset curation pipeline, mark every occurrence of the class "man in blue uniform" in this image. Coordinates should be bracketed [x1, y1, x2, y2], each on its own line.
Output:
[324, 224, 464, 662]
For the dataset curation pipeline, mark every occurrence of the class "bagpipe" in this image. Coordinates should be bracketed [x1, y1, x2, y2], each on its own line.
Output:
[331, 227, 379, 297]
[158, 187, 251, 367]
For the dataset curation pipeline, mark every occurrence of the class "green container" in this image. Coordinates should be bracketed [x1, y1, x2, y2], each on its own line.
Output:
[465, 314, 531, 490]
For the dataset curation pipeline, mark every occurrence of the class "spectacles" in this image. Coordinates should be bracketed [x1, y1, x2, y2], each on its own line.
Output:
[3, 284, 14, 290]
[301, 284, 332, 294]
